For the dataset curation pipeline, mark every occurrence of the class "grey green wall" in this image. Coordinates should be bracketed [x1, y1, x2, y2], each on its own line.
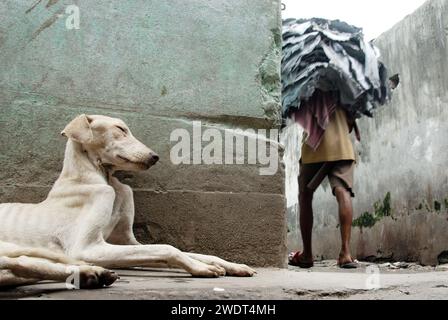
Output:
[288, 0, 447, 265]
[0, 0, 286, 267]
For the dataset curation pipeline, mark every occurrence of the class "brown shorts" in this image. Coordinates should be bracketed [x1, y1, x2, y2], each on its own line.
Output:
[299, 160, 355, 198]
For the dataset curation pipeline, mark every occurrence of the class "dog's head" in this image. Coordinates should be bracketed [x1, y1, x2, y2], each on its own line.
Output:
[61, 114, 159, 171]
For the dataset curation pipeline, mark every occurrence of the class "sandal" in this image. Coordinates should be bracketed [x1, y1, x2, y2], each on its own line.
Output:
[288, 252, 314, 269]
[338, 260, 359, 269]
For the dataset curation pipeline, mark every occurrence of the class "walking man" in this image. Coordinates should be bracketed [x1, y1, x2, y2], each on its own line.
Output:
[289, 90, 360, 269]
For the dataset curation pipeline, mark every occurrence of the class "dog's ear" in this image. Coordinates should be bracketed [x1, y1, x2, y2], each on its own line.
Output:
[61, 114, 94, 144]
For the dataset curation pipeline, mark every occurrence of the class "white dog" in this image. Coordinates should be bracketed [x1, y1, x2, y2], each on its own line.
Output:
[0, 115, 255, 289]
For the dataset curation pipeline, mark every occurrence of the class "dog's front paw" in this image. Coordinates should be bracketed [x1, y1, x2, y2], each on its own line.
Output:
[78, 266, 119, 289]
[190, 262, 226, 278]
[224, 263, 256, 277]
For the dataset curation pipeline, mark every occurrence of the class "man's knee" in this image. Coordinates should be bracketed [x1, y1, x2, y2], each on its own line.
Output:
[334, 187, 350, 202]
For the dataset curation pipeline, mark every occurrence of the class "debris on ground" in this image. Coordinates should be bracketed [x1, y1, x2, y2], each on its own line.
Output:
[438, 251, 448, 265]
[435, 264, 448, 272]
[298, 260, 442, 272]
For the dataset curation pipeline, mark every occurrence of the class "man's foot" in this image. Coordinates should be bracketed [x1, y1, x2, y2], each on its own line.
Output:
[338, 253, 359, 269]
[288, 252, 314, 269]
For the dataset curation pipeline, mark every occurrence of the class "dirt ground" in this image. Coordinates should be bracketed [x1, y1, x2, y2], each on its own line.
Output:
[1, 261, 447, 300]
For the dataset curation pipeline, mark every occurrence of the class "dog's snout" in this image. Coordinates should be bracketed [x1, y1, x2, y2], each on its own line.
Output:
[150, 153, 159, 163]
[147, 152, 159, 166]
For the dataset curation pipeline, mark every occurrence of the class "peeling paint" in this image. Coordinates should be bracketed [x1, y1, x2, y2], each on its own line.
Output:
[46, 0, 60, 9]
[26, 0, 43, 14]
[352, 211, 378, 229]
[26, 0, 60, 14]
[258, 28, 282, 126]
[415, 198, 447, 213]
[353, 192, 393, 229]
[30, 9, 64, 41]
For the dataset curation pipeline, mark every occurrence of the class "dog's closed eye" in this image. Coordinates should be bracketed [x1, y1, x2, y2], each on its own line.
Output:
[116, 126, 127, 134]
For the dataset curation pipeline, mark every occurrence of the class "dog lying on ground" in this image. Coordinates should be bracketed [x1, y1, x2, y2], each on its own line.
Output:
[0, 115, 255, 289]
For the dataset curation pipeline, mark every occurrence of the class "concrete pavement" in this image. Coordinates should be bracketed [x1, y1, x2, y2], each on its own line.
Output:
[1, 262, 447, 300]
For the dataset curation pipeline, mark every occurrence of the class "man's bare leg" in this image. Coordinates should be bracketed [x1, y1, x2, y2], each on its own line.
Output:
[334, 187, 355, 266]
[297, 189, 315, 264]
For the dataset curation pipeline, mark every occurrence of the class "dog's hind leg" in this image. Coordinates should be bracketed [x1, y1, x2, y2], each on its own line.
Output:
[0, 270, 39, 288]
[0, 256, 118, 289]
[0, 247, 86, 266]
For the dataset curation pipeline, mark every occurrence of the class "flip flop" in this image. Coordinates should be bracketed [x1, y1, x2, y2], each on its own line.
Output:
[288, 252, 314, 269]
[339, 260, 359, 269]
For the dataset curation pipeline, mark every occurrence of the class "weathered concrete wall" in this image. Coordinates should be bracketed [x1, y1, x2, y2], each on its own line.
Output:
[288, 0, 448, 265]
[0, 0, 286, 266]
